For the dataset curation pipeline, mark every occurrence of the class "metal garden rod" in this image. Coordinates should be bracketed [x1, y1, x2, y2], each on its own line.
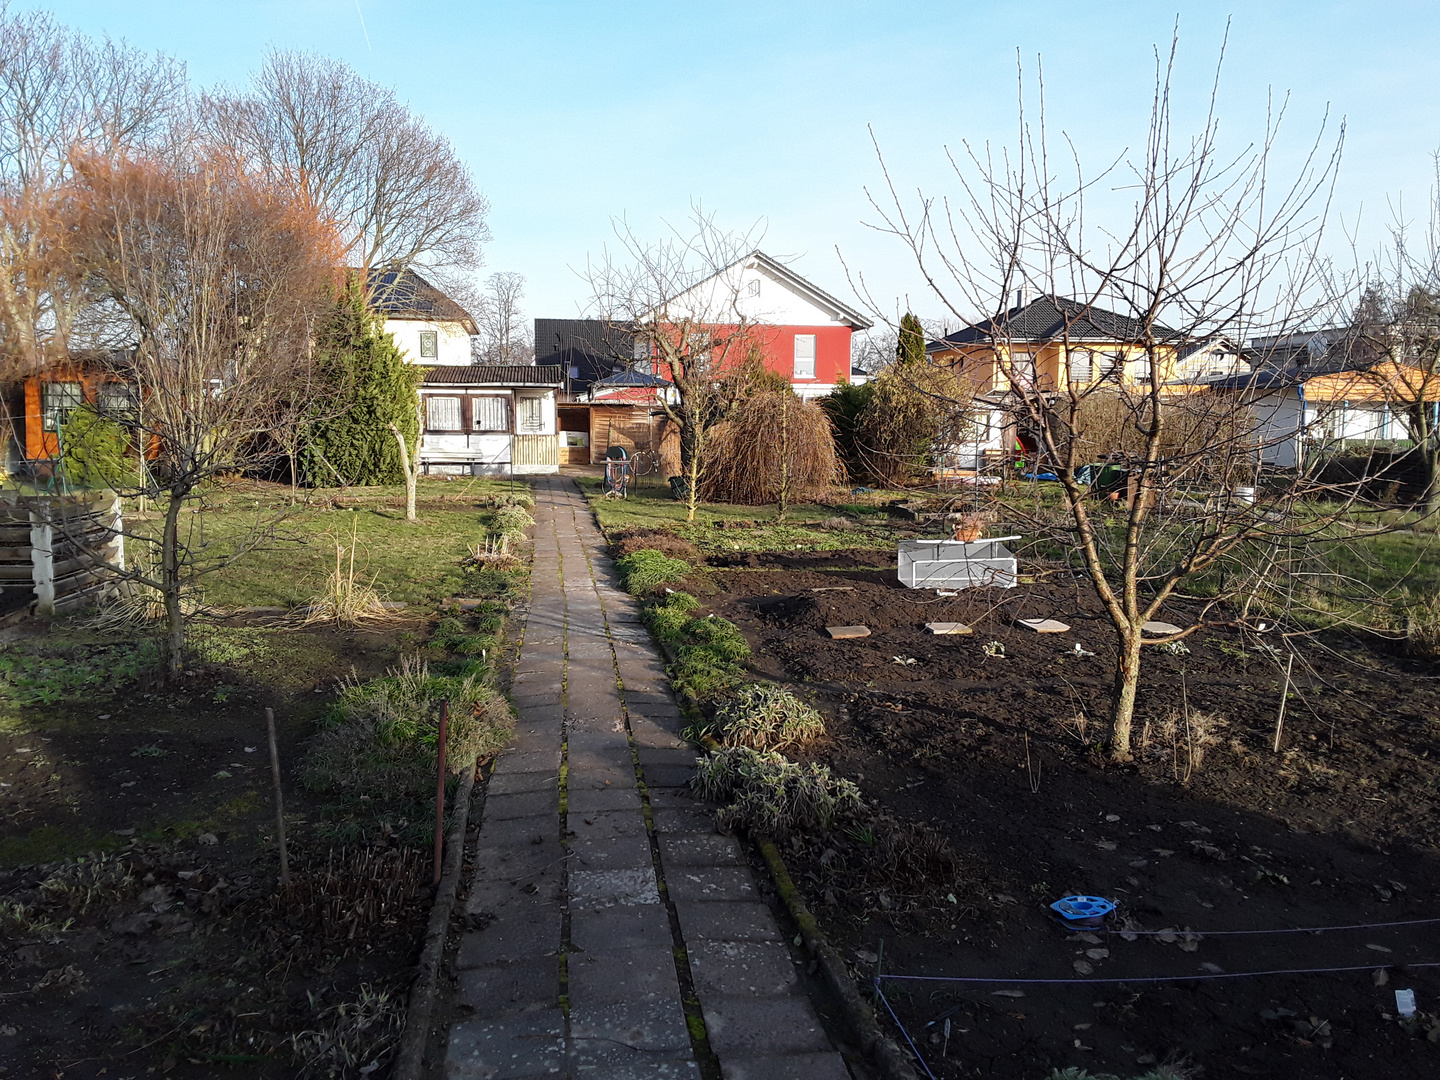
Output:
[265, 708, 289, 888]
[433, 700, 449, 885]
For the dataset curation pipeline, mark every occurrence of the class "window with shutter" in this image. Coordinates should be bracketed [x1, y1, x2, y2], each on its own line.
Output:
[426, 395, 462, 431]
[1010, 351, 1035, 389]
[518, 396, 544, 432]
[472, 396, 511, 432]
[419, 331, 439, 359]
[793, 334, 816, 379]
[1069, 349, 1092, 384]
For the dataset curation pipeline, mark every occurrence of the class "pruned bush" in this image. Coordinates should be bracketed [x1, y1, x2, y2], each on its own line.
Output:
[301, 654, 514, 799]
[617, 548, 691, 595]
[1139, 709, 1227, 782]
[432, 615, 496, 659]
[715, 684, 826, 751]
[693, 746, 861, 836]
[700, 390, 845, 505]
[488, 504, 534, 540]
[612, 527, 698, 562]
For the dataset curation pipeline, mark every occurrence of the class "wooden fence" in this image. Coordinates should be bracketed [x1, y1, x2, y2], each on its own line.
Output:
[0, 493, 125, 617]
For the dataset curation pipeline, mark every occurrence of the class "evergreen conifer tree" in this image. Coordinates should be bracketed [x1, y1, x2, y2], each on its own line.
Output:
[896, 311, 927, 367]
[303, 280, 422, 486]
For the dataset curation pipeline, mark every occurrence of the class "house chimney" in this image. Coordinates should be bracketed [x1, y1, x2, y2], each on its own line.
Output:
[1014, 286, 1031, 310]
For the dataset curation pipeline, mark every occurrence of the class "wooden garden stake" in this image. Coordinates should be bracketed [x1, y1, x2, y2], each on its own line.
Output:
[434, 700, 449, 885]
[1272, 653, 1295, 753]
[265, 708, 289, 888]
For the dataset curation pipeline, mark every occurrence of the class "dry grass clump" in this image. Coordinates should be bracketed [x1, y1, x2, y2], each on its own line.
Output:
[1402, 594, 1440, 658]
[700, 390, 844, 505]
[714, 684, 826, 751]
[300, 654, 514, 800]
[1140, 709, 1228, 782]
[693, 746, 861, 836]
[304, 525, 389, 627]
[612, 527, 698, 562]
[290, 983, 404, 1079]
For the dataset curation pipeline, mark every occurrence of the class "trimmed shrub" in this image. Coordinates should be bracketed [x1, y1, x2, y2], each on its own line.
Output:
[692, 746, 861, 836]
[715, 684, 826, 751]
[616, 548, 691, 595]
[612, 528, 698, 562]
[59, 405, 138, 488]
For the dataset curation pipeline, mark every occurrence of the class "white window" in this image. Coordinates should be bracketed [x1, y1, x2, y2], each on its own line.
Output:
[1010, 351, 1035, 389]
[793, 334, 816, 379]
[419, 331, 439, 359]
[1069, 349, 1092, 384]
[426, 395, 462, 431]
[1094, 353, 1120, 382]
[1129, 356, 1153, 384]
[569, 365, 580, 379]
[747, 279, 760, 297]
[632, 337, 650, 361]
[472, 396, 510, 432]
[98, 383, 137, 416]
[517, 396, 544, 432]
[41, 382, 83, 431]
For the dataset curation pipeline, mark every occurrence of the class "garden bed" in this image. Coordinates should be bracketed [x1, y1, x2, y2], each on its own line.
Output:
[685, 546, 1440, 1079]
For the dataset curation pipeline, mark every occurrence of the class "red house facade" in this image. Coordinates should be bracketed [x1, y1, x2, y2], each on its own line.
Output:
[654, 251, 872, 399]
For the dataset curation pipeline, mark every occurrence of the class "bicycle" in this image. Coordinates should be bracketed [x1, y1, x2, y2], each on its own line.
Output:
[630, 449, 662, 476]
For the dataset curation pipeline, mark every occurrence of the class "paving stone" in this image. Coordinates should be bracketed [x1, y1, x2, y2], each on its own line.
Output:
[646, 788, 710, 811]
[472, 841, 565, 883]
[511, 691, 563, 709]
[628, 722, 689, 750]
[457, 907, 562, 966]
[568, 764, 637, 790]
[497, 747, 562, 773]
[567, 728, 633, 755]
[718, 1052, 851, 1080]
[570, 998, 692, 1070]
[673, 901, 783, 943]
[640, 762, 696, 788]
[477, 820, 556, 848]
[487, 770, 557, 796]
[568, 832, 653, 872]
[567, 712, 629, 733]
[700, 996, 831, 1057]
[657, 832, 745, 868]
[651, 807, 718, 834]
[634, 745, 696, 769]
[568, 808, 648, 842]
[568, 946, 680, 1007]
[445, 1008, 566, 1079]
[485, 790, 558, 820]
[456, 958, 559, 1018]
[570, 867, 660, 909]
[567, 786, 643, 814]
[467, 862, 562, 914]
[575, 1060, 700, 1080]
[687, 939, 799, 997]
[665, 867, 757, 903]
[570, 904, 674, 952]
[569, 641, 617, 660]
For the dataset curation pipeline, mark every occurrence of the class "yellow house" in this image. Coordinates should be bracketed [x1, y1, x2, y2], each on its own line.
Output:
[926, 295, 1182, 393]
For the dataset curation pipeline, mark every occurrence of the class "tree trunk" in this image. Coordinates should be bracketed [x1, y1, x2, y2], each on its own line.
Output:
[677, 405, 702, 522]
[389, 422, 418, 522]
[1109, 628, 1143, 760]
[161, 492, 185, 681]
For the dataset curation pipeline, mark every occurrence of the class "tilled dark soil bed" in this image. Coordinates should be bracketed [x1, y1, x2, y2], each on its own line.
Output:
[701, 551, 1440, 1079]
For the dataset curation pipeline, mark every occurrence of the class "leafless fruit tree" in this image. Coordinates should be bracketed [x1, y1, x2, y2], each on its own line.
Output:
[585, 207, 766, 521]
[473, 271, 534, 364]
[864, 37, 1384, 759]
[68, 152, 339, 677]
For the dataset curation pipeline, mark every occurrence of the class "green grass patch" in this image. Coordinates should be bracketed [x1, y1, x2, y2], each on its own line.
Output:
[615, 548, 692, 595]
[0, 636, 160, 711]
[641, 592, 750, 703]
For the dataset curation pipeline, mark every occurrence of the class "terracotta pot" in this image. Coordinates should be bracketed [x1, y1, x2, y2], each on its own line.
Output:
[953, 524, 984, 542]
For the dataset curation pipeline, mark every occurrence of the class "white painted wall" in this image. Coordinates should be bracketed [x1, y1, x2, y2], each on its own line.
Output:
[1251, 391, 1306, 468]
[385, 317, 473, 366]
[661, 259, 855, 327]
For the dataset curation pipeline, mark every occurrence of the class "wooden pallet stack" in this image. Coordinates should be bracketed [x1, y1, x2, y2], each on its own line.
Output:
[0, 493, 125, 617]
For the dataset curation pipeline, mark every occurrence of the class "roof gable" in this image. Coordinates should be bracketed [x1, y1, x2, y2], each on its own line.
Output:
[367, 268, 479, 336]
[658, 251, 872, 330]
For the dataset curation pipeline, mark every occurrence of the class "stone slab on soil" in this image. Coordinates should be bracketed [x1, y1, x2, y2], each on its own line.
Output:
[926, 621, 973, 635]
[718, 1052, 853, 1080]
[1017, 618, 1070, 633]
[1142, 620, 1185, 635]
[825, 624, 871, 639]
[444, 1008, 567, 1080]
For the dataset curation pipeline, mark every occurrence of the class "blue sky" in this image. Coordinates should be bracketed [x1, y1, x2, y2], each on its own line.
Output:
[27, 1, 1440, 331]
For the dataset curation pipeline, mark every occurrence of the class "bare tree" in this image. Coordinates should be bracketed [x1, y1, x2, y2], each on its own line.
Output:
[586, 208, 766, 521]
[473, 271, 534, 364]
[0, 4, 183, 465]
[204, 50, 489, 292]
[67, 152, 339, 677]
[864, 35, 1371, 759]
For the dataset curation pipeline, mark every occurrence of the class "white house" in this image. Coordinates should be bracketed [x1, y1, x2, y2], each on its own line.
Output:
[368, 269, 478, 366]
[418, 365, 564, 476]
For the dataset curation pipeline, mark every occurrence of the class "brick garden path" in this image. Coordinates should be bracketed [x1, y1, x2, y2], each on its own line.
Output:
[444, 477, 849, 1080]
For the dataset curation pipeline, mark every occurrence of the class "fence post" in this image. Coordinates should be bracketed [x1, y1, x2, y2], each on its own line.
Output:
[29, 502, 54, 617]
[433, 700, 449, 886]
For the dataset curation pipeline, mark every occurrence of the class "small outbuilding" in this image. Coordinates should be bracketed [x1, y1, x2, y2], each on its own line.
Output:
[417, 365, 564, 476]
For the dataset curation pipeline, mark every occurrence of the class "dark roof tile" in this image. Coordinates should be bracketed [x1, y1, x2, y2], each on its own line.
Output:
[422, 365, 563, 387]
[932, 295, 1175, 348]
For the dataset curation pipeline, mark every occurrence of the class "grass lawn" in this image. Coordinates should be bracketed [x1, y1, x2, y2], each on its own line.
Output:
[125, 477, 530, 609]
[578, 475, 902, 553]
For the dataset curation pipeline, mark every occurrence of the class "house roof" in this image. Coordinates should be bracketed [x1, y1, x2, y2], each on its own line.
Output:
[592, 369, 672, 389]
[422, 365, 563, 387]
[1207, 369, 1302, 393]
[658, 250, 873, 330]
[366, 269, 479, 336]
[929, 295, 1176, 349]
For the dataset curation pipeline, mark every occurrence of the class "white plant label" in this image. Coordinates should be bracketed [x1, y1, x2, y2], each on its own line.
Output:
[1396, 989, 1417, 1017]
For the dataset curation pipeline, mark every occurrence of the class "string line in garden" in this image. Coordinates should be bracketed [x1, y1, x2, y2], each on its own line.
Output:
[1099, 914, 1440, 938]
[881, 959, 1440, 987]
